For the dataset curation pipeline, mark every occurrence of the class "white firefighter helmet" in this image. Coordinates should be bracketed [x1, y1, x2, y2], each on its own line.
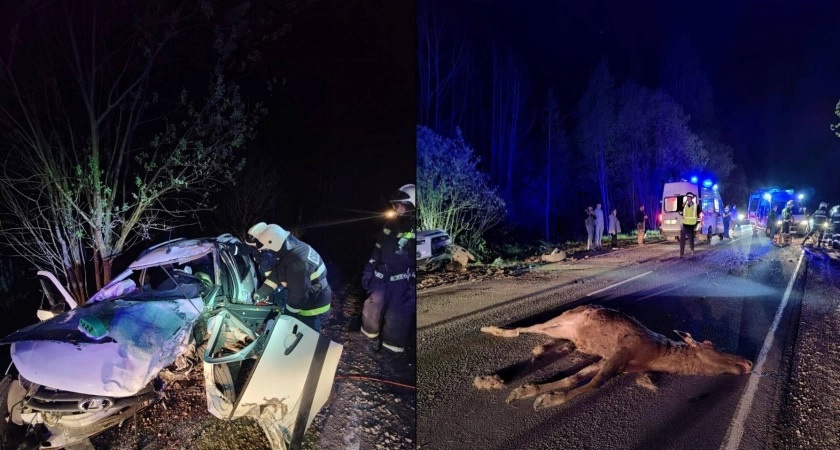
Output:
[820, 202, 828, 209]
[248, 222, 268, 238]
[390, 184, 415, 208]
[252, 224, 290, 252]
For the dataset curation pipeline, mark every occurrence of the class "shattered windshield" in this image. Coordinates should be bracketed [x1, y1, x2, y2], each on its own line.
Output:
[91, 254, 215, 303]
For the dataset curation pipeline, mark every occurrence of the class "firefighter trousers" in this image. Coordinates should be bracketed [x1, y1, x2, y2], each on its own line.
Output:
[361, 277, 413, 351]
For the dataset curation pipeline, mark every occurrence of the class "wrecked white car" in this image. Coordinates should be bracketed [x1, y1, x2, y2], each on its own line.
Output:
[0, 235, 342, 449]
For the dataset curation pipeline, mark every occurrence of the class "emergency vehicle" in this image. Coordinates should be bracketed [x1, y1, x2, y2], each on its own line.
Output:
[660, 178, 726, 242]
[746, 188, 808, 236]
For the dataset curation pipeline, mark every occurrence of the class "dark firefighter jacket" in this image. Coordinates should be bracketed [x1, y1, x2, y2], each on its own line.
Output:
[254, 235, 330, 316]
[365, 215, 415, 283]
[811, 206, 828, 226]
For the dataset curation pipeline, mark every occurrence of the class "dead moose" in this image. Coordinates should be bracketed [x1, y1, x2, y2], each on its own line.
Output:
[478, 304, 753, 410]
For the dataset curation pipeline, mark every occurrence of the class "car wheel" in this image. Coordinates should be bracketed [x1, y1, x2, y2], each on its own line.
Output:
[213, 364, 237, 404]
[0, 376, 28, 449]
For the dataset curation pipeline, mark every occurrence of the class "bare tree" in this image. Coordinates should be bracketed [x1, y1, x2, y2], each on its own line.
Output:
[417, 2, 475, 137]
[490, 45, 532, 201]
[577, 59, 617, 216]
[209, 145, 285, 240]
[0, 1, 277, 303]
[542, 89, 565, 241]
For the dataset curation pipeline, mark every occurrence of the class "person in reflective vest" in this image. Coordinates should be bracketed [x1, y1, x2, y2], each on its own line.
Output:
[248, 222, 331, 332]
[781, 200, 795, 246]
[801, 202, 829, 247]
[679, 191, 698, 258]
[361, 184, 416, 356]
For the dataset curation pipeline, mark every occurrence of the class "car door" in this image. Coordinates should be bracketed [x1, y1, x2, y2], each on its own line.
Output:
[34, 271, 78, 321]
[202, 309, 342, 449]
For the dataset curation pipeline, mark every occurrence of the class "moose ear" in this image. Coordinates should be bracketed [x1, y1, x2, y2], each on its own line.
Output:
[674, 330, 698, 347]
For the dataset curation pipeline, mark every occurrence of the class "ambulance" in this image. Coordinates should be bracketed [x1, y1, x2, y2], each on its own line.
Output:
[746, 188, 808, 236]
[660, 177, 726, 241]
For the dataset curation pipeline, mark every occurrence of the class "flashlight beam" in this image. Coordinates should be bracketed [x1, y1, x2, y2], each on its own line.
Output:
[297, 214, 390, 229]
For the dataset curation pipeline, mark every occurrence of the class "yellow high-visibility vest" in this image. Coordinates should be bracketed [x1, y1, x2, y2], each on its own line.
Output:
[683, 202, 698, 226]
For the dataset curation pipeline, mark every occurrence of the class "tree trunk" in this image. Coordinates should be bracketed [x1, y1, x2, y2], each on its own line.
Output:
[93, 251, 103, 292]
[103, 258, 113, 287]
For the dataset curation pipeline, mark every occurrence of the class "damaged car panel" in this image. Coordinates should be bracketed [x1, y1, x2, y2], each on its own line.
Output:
[1, 234, 343, 449]
[202, 310, 342, 448]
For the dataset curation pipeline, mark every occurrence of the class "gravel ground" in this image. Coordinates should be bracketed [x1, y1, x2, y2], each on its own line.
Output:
[770, 246, 840, 449]
[91, 287, 416, 449]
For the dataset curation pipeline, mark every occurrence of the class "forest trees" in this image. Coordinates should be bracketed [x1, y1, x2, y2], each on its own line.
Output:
[417, 126, 505, 254]
[0, 1, 277, 303]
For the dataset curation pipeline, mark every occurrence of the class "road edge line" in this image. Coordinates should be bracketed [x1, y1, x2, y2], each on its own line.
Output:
[585, 271, 653, 297]
[720, 249, 806, 450]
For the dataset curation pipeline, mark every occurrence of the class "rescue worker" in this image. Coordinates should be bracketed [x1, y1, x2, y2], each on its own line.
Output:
[248, 222, 331, 331]
[636, 205, 647, 246]
[801, 202, 829, 247]
[722, 205, 731, 239]
[679, 192, 698, 258]
[830, 205, 840, 249]
[361, 184, 416, 356]
[781, 200, 795, 246]
[768, 205, 779, 245]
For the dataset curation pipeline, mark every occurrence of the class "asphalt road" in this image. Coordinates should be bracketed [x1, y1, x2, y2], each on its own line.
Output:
[417, 231, 820, 449]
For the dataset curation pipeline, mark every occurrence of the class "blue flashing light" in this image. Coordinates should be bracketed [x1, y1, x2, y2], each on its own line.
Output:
[712, 184, 718, 191]
[690, 176, 699, 184]
[763, 193, 772, 201]
[702, 179, 713, 188]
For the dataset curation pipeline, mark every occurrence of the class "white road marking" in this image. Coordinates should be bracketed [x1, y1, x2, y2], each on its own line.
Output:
[634, 284, 681, 302]
[720, 249, 806, 450]
[586, 271, 652, 297]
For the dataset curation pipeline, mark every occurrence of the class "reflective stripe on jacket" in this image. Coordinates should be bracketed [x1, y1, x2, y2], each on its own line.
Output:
[256, 235, 330, 316]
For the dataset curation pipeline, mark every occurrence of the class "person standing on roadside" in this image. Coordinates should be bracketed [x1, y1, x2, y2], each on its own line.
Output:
[636, 205, 647, 246]
[594, 203, 605, 250]
[608, 207, 621, 249]
[679, 192, 698, 257]
[722, 205, 731, 239]
[585, 206, 596, 251]
[768, 205, 779, 245]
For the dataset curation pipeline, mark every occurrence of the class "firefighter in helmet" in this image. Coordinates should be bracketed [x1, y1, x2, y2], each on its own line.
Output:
[361, 184, 416, 356]
[781, 200, 795, 246]
[247, 222, 331, 331]
[801, 202, 829, 247]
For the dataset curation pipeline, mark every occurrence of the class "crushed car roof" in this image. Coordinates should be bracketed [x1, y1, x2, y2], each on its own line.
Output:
[129, 239, 214, 270]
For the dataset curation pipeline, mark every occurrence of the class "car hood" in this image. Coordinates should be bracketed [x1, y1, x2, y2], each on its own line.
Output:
[1, 297, 203, 397]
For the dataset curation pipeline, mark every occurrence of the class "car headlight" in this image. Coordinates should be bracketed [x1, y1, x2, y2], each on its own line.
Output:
[825, 223, 830, 229]
[738, 213, 744, 221]
[776, 221, 782, 226]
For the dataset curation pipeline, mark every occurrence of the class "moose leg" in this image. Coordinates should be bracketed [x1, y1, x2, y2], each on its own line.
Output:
[481, 323, 552, 338]
[531, 340, 574, 359]
[506, 361, 602, 403]
[533, 347, 632, 410]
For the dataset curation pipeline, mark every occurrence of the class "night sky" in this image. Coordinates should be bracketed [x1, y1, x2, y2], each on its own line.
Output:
[256, 0, 415, 268]
[429, 0, 840, 202]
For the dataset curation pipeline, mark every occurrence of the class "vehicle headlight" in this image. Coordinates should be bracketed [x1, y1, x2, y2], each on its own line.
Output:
[776, 221, 782, 226]
[824, 223, 830, 229]
[738, 214, 744, 221]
